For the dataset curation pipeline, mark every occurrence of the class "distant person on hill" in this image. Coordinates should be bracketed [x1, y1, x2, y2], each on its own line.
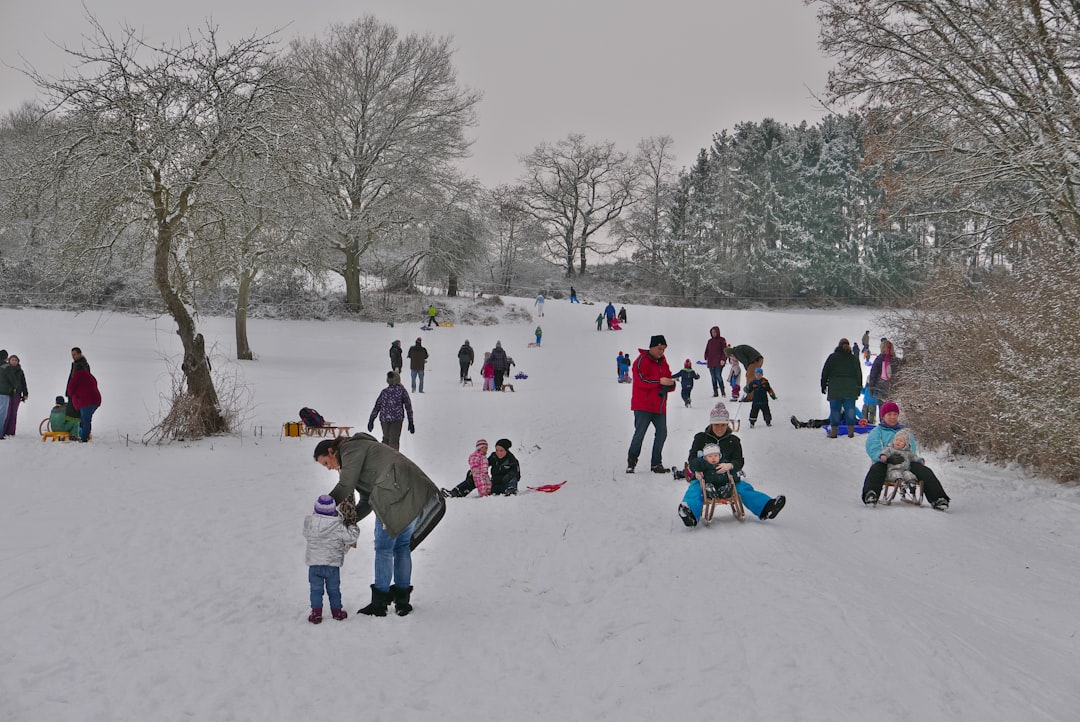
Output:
[672, 358, 701, 408]
[703, 326, 728, 398]
[481, 352, 495, 391]
[366, 371, 415, 450]
[569, 286, 579, 303]
[618, 307, 628, 324]
[595, 312, 604, 331]
[617, 352, 631, 383]
[389, 340, 403, 375]
[604, 302, 617, 330]
[677, 402, 786, 527]
[626, 334, 675, 474]
[407, 338, 429, 393]
[534, 326, 543, 346]
[303, 494, 361, 624]
[426, 304, 438, 329]
[489, 341, 510, 390]
[66, 353, 101, 443]
[534, 293, 545, 317]
[457, 340, 474, 383]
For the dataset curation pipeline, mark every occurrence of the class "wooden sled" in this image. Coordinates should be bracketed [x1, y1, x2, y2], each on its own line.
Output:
[302, 424, 353, 438]
[40, 417, 72, 442]
[696, 470, 746, 524]
[880, 478, 924, 506]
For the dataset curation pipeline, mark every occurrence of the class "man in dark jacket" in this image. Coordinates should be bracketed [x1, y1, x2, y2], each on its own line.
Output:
[407, 338, 429, 393]
[820, 338, 864, 438]
[726, 344, 763, 382]
[389, 340, 403, 375]
[457, 341, 474, 383]
[488, 341, 510, 391]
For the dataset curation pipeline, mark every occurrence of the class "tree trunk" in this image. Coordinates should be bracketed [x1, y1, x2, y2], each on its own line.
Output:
[448, 273, 459, 297]
[564, 229, 576, 277]
[154, 222, 228, 436]
[235, 270, 254, 360]
[578, 237, 588, 275]
[343, 238, 363, 312]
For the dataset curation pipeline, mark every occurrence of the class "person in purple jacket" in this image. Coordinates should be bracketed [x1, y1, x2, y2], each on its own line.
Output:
[367, 371, 415, 450]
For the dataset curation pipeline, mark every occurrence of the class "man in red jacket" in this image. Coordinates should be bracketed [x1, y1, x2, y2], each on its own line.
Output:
[627, 335, 676, 473]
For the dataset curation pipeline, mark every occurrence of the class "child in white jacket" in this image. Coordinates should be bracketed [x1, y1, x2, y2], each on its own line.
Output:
[304, 494, 360, 624]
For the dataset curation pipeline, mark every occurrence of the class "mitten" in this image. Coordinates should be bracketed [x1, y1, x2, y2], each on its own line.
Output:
[367, 420, 375, 432]
[408, 422, 415, 434]
[770, 393, 777, 400]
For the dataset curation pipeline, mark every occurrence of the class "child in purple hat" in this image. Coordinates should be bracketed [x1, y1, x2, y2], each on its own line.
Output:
[303, 494, 360, 624]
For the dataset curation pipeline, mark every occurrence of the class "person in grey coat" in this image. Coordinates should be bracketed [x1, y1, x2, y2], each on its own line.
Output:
[314, 433, 445, 617]
[820, 338, 864, 438]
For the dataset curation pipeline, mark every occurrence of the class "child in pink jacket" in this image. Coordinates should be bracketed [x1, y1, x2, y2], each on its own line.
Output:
[481, 352, 495, 391]
[441, 439, 492, 497]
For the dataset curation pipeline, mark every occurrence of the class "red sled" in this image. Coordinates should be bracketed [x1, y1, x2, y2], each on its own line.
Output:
[527, 481, 567, 493]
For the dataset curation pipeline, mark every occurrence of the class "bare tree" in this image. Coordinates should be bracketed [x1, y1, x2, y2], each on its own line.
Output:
[288, 16, 481, 310]
[518, 134, 637, 276]
[27, 16, 285, 436]
[612, 135, 677, 266]
[482, 185, 546, 293]
[811, 0, 1080, 245]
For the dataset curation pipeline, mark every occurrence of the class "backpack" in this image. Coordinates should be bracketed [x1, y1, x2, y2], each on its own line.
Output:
[299, 407, 327, 428]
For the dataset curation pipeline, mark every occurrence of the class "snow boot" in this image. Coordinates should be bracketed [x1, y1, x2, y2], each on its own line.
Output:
[390, 585, 414, 616]
[308, 607, 323, 624]
[331, 608, 348, 621]
[626, 457, 637, 474]
[759, 495, 786, 520]
[790, 415, 800, 429]
[863, 489, 878, 505]
[827, 428, 838, 439]
[932, 498, 950, 512]
[651, 464, 668, 474]
[678, 502, 698, 528]
[358, 585, 392, 617]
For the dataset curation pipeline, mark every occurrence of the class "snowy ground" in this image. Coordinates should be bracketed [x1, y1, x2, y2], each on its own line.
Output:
[1, 300, 1078, 722]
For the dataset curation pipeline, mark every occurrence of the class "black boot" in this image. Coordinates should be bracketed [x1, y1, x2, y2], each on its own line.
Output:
[358, 585, 392, 617]
[390, 584, 414, 616]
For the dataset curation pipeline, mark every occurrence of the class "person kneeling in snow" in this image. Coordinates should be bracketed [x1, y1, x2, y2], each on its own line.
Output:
[488, 438, 521, 496]
[677, 402, 786, 526]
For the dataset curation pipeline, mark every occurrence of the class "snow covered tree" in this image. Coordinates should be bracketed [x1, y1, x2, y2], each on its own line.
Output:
[26, 16, 285, 436]
[518, 134, 637, 277]
[287, 16, 481, 310]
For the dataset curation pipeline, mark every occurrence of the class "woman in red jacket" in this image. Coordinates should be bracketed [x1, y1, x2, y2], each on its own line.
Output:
[66, 356, 101, 442]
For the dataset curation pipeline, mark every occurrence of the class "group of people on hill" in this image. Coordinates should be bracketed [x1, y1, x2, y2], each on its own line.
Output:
[1, 346, 100, 442]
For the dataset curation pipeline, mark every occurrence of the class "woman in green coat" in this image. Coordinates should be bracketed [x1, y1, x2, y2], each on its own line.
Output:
[314, 433, 445, 617]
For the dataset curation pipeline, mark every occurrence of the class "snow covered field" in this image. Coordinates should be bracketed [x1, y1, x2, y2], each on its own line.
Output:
[2, 300, 1078, 722]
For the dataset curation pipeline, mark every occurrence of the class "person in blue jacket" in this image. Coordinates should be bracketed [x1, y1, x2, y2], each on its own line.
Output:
[860, 401, 950, 510]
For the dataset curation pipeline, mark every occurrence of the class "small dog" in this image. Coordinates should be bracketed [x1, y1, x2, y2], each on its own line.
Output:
[501, 383, 515, 392]
[527, 342, 539, 348]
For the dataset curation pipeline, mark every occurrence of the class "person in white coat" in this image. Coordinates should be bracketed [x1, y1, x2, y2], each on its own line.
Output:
[534, 293, 545, 317]
[303, 494, 360, 624]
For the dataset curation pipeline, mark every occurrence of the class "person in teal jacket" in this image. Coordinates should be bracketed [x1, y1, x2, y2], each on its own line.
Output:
[860, 401, 950, 510]
[49, 396, 81, 437]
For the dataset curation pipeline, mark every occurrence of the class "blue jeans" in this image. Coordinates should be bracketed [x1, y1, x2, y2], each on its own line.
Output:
[410, 370, 425, 393]
[373, 517, 415, 592]
[682, 477, 772, 519]
[308, 565, 342, 608]
[79, 404, 99, 442]
[628, 410, 667, 467]
[0, 395, 9, 439]
[709, 366, 725, 394]
[829, 398, 857, 428]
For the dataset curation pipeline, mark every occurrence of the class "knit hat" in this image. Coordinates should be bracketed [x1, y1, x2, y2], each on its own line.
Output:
[476, 438, 488, 450]
[754, 367, 763, 375]
[709, 402, 730, 424]
[392, 340, 400, 346]
[415, 337, 422, 343]
[684, 358, 692, 368]
[649, 334, 667, 347]
[314, 494, 338, 516]
[495, 438, 512, 451]
[893, 429, 911, 447]
[701, 443, 721, 458]
[387, 371, 400, 384]
[55, 395, 66, 405]
[880, 401, 900, 416]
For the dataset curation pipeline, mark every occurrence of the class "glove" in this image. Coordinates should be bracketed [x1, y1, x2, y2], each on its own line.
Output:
[821, 387, 827, 395]
[408, 422, 415, 434]
[770, 393, 778, 400]
[367, 420, 375, 432]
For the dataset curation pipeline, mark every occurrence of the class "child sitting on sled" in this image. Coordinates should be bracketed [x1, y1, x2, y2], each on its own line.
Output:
[881, 429, 923, 484]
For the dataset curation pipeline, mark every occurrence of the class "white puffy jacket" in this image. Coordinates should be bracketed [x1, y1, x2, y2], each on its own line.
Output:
[303, 514, 360, 567]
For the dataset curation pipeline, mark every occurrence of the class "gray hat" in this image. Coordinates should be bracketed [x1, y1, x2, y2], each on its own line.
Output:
[387, 371, 400, 384]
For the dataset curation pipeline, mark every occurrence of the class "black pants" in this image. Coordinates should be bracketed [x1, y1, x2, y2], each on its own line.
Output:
[453, 471, 476, 495]
[459, 361, 470, 381]
[491, 474, 520, 495]
[749, 400, 772, 426]
[494, 370, 505, 390]
[861, 461, 949, 504]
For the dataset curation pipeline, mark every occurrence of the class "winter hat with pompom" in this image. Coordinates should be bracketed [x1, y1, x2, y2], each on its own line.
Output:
[314, 494, 339, 516]
[476, 438, 489, 450]
[709, 402, 730, 424]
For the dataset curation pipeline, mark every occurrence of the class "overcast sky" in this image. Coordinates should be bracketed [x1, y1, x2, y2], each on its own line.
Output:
[0, 0, 835, 187]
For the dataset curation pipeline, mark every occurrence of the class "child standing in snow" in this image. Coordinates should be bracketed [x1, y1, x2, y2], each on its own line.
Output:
[726, 358, 742, 402]
[881, 429, 922, 484]
[595, 312, 604, 331]
[672, 359, 701, 408]
[535, 326, 543, 346]
[741, 367, 778, 427]
[442, 439, 492, 497]
[481, 352, 495, 391]
[304, 494, 361, 624]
